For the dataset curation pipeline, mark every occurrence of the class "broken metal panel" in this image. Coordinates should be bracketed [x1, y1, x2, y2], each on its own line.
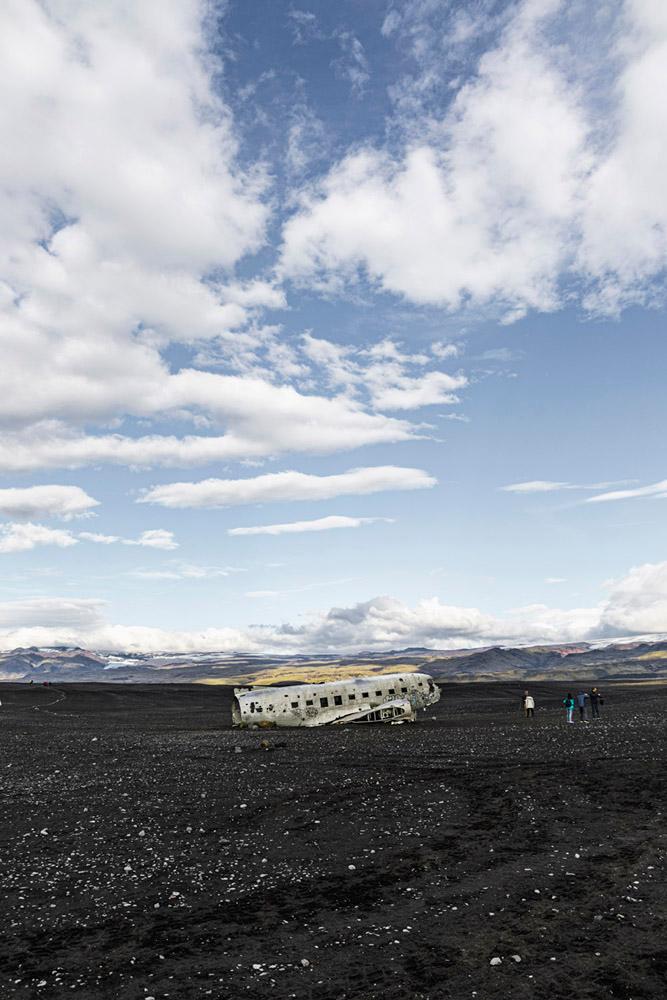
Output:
[331, 698, 415, 725]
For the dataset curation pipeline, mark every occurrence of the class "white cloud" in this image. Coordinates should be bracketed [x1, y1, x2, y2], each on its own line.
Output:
[586, 479, 667, 503]
[0, 1, 269, 366]
[78, 532, 121, 545]
[281, 0, 667, 318]
[500, 480, 570, 493]
[141, 465, 436, 509]
[0, 596, 255, 653]
[81, 529, 178, 550]
[130, 563, 241, 580]
[0, 391, 418, 473]
[0, 597, 104, 629]
[125, 529, 178, 551]
[598, 561, 667, 635]
[0, 522, 77, 554]
[370, 370, 466, 410]
[228, 515, 393, 536]
[0, 0, 385, 479]
[578, 0, 667, 313]
[0, 485, 99, 520]
[285, 95, 330, 178]
[331, 30, 370, 97]
[281, 1, 589, 315]
[245, 576, 354, 599]
[4, 558, 667, 651]
[501, 479, 635, 494]
[545, 577, 566, 584]
[300, 333, 467, 412]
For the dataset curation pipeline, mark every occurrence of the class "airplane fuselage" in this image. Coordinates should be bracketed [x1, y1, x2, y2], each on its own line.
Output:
[232, 671, 440, 728]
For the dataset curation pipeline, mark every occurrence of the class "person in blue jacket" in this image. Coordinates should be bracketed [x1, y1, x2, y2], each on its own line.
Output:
[563, 692, 575, 724]
[576, 690, 589, 722]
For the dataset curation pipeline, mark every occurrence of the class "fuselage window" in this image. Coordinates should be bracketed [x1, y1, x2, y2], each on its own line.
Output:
[291, 701, 299, 708]
[320, 697, 329, 708]
[401, 686, 408, 693]
[375, 690, 382, 697]
[388, 688, 395, 695]
[418, 681, 423, 687]
[362, 692, 369, 699]
[306, 699, 313, 706]
[348, 694, 356, 701]
[334, 695, 343, 706]
[250, 702, 255, 713]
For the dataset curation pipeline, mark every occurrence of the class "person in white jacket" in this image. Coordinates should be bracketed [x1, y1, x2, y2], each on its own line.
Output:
[523, 691, 535, 718]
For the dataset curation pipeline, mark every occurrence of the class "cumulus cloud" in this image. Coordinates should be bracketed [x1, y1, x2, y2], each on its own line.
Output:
[0, 485, 99, 520]
[281, 0, 667, 318]
[228, 515, 393, 536]
[578, 0, 667, 313]
[599, 561, 667, 635]
[0, 399, 418, 474]
[0, 2, 469, 480]
[0, 0, 405, 479]
[0, 522, 77, 554]
[4, 559, 667, 651]
[370, 371, 466, 411]
[0, 0, 271, 439]
[299, 333, 467, 412]
[141, 466, 436, 509]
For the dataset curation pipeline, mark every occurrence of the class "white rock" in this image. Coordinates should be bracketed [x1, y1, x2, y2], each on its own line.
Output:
[300, 959, 310, 967]
[348, 864, 356, 871]
[511, 954, 522, 962]
[490, 957, 502, 966]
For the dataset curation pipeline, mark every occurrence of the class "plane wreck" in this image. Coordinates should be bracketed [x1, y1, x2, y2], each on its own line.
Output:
[232, 671, 440, 728]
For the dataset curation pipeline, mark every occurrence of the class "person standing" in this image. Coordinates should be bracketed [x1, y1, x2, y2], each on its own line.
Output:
[523, 692, 535, 719]
[563, 692, 575, 724]
[576, 690, 589, 722]
[590, 687, 603, 719]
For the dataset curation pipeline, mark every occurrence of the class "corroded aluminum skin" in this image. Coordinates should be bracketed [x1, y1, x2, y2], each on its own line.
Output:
[232, 672, 440, 728]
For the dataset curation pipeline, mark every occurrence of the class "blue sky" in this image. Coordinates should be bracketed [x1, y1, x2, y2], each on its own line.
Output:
[0, 0, 666, 652]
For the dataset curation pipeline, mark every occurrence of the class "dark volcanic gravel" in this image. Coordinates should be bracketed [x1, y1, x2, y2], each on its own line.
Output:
[1, 681, 667, 1000]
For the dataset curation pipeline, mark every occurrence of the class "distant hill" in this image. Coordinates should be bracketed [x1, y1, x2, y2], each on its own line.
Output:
[4, 637, 667, 684]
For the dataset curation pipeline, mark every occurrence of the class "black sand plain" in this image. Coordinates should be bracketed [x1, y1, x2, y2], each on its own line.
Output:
[1, 681, 666, 1000]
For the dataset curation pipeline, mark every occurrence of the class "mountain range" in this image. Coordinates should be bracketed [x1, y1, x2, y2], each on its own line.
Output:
[3, 636, 667, 685]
